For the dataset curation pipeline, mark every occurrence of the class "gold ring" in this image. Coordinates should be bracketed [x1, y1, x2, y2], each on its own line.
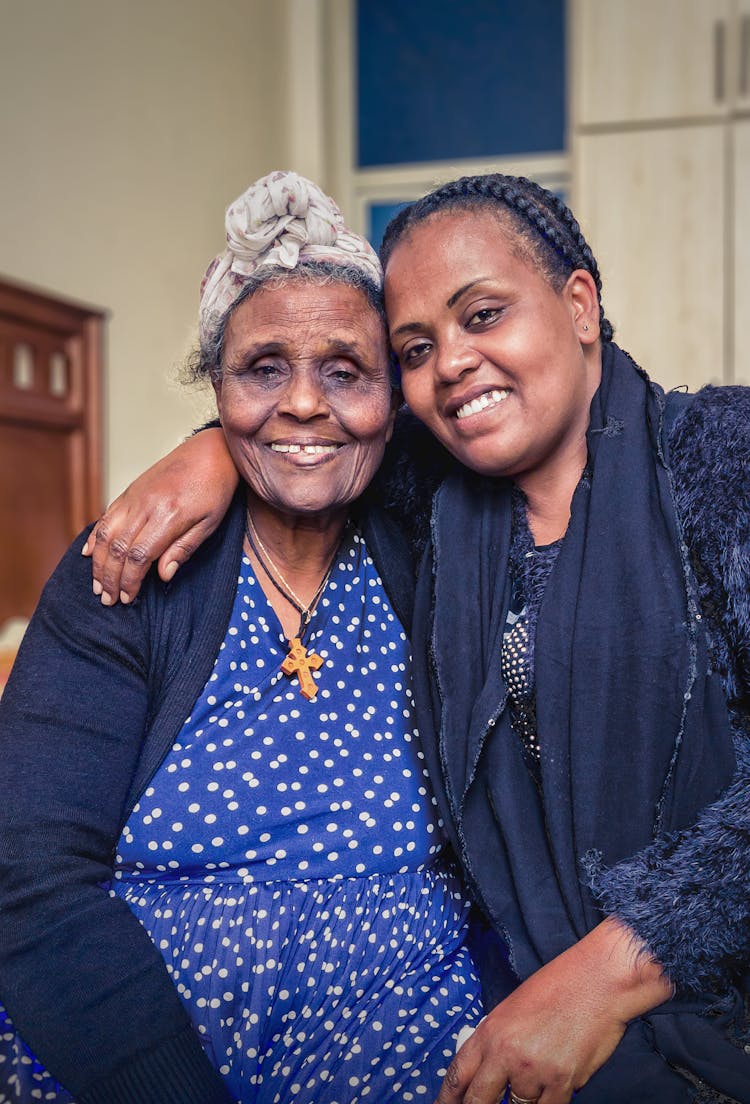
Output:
[509, 1093, 539, 1104]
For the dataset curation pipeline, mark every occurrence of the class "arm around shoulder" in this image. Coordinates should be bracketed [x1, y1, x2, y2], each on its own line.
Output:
[85, 425, 239, 606]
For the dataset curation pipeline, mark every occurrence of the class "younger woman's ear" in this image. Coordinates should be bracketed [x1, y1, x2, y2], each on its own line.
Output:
[565, 269, 600, 344]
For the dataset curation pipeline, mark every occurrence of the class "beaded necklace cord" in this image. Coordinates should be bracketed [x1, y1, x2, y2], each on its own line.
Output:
[244, 511, 346, 701]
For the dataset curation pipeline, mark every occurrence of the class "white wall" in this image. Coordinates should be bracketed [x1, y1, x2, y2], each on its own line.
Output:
[0, 0, 292, 501]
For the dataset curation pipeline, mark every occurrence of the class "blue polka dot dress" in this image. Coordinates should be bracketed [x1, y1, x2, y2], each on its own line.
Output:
[110, 531, 483, 1102]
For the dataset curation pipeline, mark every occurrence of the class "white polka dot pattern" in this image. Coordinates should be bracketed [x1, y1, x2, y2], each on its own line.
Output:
[116, 536, 443, 883]
[0, 1025, 73, 1102]
[119, 866, 481, 1102]
[0, 534, 484, 1102]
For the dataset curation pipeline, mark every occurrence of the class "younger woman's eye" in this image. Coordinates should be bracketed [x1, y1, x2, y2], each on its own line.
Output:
[467, 307, 501, 327]
[399, 340, 432, 366]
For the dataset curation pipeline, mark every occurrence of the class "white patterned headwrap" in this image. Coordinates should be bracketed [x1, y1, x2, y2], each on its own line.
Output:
[199, 170, 382, 341]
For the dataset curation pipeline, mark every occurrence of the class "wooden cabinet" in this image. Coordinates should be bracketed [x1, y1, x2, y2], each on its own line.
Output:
[571, 0, 750, 391]
[734, 118, 750, 384]
[576, 0, 732, 127]
[735, 0, 750, 115]
[574, 124, 726, 389]
[0, 278, 105, 625]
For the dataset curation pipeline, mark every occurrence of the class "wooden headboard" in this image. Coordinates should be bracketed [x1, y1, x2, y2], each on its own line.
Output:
[0, 277, 105, 628]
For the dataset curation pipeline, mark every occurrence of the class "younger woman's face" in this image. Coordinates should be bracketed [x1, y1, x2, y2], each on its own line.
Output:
[384, 209, 601, 496]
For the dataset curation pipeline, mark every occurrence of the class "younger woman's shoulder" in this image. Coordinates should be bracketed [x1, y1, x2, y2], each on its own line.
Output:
[667, 385, 750, 701]
[668, 383, 750, 464]
[668, 383, 750, 563]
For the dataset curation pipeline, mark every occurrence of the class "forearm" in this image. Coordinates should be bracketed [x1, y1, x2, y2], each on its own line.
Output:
[587, 740, 750, 995]
[568, 917, 673, 1022]
[438, 916, 672, 1104]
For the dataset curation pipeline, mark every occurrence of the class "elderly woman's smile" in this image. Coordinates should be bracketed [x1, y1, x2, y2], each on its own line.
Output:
[214, 280, 396, 522]
[268, 440, 340, 457]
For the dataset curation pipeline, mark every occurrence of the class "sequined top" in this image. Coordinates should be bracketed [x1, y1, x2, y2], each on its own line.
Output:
[501, 506, 562, 767]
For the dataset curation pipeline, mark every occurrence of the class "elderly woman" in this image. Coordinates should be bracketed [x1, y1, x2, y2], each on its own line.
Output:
[0, 172, 484, 1104]
[98, 172, 750, 1103]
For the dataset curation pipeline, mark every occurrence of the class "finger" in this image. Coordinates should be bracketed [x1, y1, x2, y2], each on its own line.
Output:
[92, 501, 198, 604]
[91, 519, 139, 605]
[434, 1043, 492, 1104]
[504, 1065, 576, 1104]
[81, 523, 98, 558]
[156, 515, 221, 585]
[112, 536, 161, 604]
[523, 1069, 578, 1104]
[506, 1086, 544, 1104]
[459, 1063, 514, 1104]
[156, 537, 196, 584]
[114, 514, 202, 602]
[537, 1084, 575, 1104]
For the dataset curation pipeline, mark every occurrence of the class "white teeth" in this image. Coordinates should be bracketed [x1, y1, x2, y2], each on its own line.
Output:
[455, 389, 508, 420]
[270, 443, 339, 455]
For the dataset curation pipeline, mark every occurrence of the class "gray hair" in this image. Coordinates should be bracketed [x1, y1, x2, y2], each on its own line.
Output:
[185, 260, 387, 385]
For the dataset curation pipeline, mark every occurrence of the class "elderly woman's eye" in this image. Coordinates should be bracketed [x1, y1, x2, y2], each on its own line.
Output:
[326, 362, 358, 382]
[252, 362, 280, 378]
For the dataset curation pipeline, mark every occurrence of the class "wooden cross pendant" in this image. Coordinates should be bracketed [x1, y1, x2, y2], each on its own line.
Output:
[281, 636, 324, 701]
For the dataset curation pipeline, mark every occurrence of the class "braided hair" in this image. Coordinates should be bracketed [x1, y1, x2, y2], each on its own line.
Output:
[380, 173, 613, 343]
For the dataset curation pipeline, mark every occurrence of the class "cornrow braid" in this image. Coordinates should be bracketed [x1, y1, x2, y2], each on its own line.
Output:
[380, 173, 613, 343]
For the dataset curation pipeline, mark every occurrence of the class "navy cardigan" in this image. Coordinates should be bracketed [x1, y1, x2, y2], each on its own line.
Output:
[0, 492, 414, 1104]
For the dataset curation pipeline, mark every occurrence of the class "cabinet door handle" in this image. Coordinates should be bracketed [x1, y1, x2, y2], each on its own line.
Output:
[741, 14, 750, 97]
[714, 19, 726, 101]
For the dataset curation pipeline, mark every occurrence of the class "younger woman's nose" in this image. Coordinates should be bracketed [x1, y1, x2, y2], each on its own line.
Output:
[433, 338, 480, 383]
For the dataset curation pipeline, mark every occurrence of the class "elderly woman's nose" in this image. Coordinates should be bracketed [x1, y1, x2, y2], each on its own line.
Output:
[279, 368, 330, 419]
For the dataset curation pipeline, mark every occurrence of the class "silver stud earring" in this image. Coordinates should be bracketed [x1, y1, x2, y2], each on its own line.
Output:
[582, 323, 589, 331]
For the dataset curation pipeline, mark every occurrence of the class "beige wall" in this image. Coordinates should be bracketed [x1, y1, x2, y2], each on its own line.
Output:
[0, 0, 292, 502]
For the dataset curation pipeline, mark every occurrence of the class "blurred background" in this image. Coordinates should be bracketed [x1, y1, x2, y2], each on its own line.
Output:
[0, 0, 748, 651]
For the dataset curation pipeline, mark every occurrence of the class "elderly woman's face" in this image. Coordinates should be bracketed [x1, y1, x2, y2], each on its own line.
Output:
[214, 281, 395, 521]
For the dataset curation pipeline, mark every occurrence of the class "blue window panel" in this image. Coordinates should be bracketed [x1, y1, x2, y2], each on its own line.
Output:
[357, 0, 565, 167]
[367, 186, 568, 253]
[367, 201, 411, 250]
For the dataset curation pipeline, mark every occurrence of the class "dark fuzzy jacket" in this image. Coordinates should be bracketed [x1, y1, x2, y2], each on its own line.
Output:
[590, 385, 750, 995]
[381, 385, 750, 1001]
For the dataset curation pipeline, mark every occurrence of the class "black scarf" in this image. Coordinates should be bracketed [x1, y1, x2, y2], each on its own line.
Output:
[414, 343, 746, 1101]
